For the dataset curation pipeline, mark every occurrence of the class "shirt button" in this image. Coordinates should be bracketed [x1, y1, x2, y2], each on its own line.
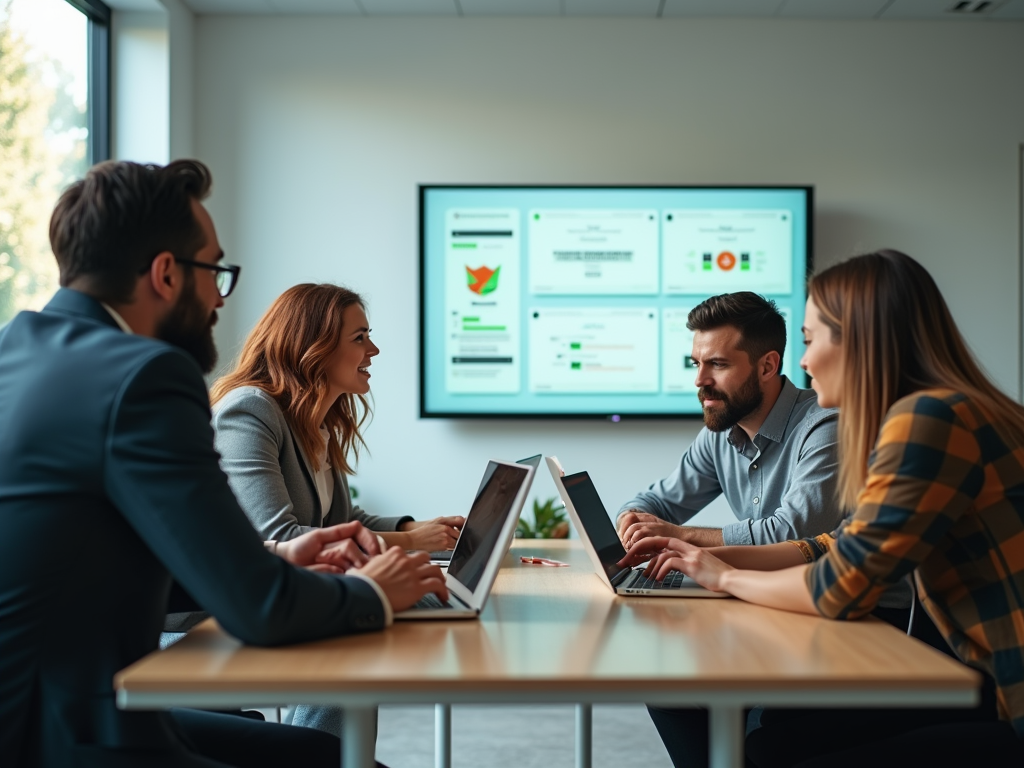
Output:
[753, 497, 760, 504]
[752, 464, 758, 470]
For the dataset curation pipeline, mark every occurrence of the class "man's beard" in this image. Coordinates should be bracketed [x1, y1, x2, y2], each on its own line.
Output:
[156, 278, 218, 374]
[698, 368, 763, 432]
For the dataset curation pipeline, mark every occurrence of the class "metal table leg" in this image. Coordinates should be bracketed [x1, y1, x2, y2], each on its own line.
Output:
[708, 705, 744, 768]
[435, 703, 451, 768]
[575, 703, 592, 768]
[342, 706, 377, 768]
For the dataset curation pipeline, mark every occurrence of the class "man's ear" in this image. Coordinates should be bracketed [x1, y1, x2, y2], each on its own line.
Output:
[147, 252, 179, 302]
[760, 351, 781, 379]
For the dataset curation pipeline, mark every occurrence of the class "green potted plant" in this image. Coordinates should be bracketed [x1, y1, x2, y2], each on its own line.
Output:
[516, 496, 569, 539]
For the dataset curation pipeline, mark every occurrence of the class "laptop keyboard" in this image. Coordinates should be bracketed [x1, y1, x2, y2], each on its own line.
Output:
[413, 593, 454, 610]
[629, 570, 688, 590]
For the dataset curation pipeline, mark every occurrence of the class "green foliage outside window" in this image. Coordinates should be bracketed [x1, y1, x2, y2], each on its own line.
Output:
[0, 0, 88, 326]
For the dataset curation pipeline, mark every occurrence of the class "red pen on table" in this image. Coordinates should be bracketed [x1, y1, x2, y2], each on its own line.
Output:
[520, 556, 569, 567]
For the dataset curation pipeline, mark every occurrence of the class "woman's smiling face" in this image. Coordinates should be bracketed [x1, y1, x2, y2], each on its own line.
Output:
[800, 296, 842, 409]
[325, 304, 379, 399]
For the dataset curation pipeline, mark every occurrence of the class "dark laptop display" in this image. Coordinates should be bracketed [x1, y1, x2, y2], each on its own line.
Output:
[430, 455, 542, 562]
[447, 462, 530, 592]
[560, 471, 631, 583]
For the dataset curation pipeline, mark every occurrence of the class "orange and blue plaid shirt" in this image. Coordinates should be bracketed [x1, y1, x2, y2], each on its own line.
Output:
[792, 389, 1024, 735]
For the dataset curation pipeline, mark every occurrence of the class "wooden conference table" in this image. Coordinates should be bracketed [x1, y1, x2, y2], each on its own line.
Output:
[117, 540, 979, 768]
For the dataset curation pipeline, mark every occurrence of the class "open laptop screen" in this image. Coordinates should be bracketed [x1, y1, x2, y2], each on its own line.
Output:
[561, 471, 629, 582]
[473, 454, 541, 495]
[448, 462, 530, 592]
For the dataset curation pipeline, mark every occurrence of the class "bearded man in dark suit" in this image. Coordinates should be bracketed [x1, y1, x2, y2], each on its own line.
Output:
[0, 159, 446, 767]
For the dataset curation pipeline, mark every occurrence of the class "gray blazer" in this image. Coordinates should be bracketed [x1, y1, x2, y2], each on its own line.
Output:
[212, 386, 411, 541]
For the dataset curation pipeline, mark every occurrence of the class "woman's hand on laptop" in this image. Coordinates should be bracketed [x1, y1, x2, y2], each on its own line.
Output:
[617, 511, 687, 548]
[396, 516, 466, 552]
[353, 548, 449, 611]
[618, 537, 734, 593]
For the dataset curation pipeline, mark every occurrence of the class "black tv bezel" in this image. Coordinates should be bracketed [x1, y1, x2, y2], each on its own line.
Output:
[419, 184, 814, 421]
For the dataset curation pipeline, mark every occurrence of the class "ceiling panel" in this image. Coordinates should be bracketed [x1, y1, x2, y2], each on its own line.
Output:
[564, 0, 661, 17]
[662, 0, 783, 17]
[184, 0, 276, 12]
[266, 0, 363, 12]
[992, 0, 1024, 17]
[880, 0, 1006, 19]
[459, 0, 561, 15]
[107, 0, 166, 11]
[359, 0, 458, 14]
[779, 0, 889, 18]
[177, 0, 1024, 17]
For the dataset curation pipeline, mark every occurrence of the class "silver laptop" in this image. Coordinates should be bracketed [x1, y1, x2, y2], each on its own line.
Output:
[547, 456, 726, 599]
[395, 459, 536, 620]
[429, 454, 542, 563]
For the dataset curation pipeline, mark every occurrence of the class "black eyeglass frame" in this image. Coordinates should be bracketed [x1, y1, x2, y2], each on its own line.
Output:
[173, 258, 242, 298]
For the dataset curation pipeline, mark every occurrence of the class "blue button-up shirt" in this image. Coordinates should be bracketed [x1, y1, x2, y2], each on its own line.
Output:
[619, 377, 842, 546]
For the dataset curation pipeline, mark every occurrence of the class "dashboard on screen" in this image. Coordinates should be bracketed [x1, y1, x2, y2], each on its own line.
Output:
[420, 185, 812, 419]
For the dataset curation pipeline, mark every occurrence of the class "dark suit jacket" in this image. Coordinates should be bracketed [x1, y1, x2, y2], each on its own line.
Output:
[0, 289, 386, 767]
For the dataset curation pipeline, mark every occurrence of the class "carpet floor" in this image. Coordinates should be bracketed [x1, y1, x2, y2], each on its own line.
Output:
[375, 704, 674, 768]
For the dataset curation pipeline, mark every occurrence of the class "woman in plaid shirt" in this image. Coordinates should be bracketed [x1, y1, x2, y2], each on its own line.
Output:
[623, 250, 1024, 767]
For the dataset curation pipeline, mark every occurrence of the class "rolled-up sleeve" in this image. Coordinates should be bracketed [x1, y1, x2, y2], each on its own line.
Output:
[618, 429, 723, 525]
[725, 415, 843, 546]
[807, 397, 982, 619]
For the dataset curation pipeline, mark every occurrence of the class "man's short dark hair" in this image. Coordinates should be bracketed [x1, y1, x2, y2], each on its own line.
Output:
[686, 292, 786, 371]
[49, 159, 213, 304]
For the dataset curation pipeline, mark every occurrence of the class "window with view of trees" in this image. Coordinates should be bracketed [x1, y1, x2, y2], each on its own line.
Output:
[0, 0, 107, 326]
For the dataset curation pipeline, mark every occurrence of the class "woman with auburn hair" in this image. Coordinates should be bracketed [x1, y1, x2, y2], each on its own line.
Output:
[623, 250, 1024, 766]
[210, 283, 464, 737]
[210, 283, 463, 551]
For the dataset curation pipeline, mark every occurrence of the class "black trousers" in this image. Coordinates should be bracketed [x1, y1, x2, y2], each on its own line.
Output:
[647, 606, 1024, 768]
[169, 709, 389, 768]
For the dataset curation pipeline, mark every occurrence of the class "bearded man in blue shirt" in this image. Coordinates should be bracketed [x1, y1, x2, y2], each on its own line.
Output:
[617, 292, 841, 549]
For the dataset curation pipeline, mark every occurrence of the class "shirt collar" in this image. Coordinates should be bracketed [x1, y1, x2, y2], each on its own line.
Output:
[755, 375, 800, 443]
[725, 375, 800, 448]
[99, 303, 134, 335]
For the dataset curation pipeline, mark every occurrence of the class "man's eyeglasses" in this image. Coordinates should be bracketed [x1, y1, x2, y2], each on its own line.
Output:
[174, 258, 241, 298]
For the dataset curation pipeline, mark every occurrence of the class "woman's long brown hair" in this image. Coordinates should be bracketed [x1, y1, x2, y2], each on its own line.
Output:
[809, 249, 1024, 509]
[210, 284, 370, 476]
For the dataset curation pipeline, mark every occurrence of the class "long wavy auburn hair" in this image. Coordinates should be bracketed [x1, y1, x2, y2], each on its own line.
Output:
[210, 284, 370, 476]
[809, 249, 1024, 510]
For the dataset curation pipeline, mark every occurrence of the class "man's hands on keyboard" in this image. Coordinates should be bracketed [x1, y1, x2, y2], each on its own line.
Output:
[353, 548, 449, 611]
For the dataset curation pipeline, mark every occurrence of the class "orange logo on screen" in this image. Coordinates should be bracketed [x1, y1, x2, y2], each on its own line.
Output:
[466, 265, 500, 295]
[716, 251, 737, 271]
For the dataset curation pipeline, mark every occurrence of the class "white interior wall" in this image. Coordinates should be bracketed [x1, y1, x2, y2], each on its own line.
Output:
[194, 17, 1024, 527]
[111, 11, 169, 163]
[162, 0, 195, 159]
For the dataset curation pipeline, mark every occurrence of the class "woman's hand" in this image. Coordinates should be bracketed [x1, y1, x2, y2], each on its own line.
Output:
[400, 516, 465, 551]
[352, 548, 449, 611]
[618, 536, 735, 593]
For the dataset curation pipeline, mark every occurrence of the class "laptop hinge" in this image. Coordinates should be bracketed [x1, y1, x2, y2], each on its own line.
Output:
[610, 568, 634, 588]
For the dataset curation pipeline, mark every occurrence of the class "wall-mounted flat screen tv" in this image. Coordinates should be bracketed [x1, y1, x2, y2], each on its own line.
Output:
[420, 185, 813, 419]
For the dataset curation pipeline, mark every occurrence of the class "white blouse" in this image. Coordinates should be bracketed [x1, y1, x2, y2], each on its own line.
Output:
[311, 425, 335, 516]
